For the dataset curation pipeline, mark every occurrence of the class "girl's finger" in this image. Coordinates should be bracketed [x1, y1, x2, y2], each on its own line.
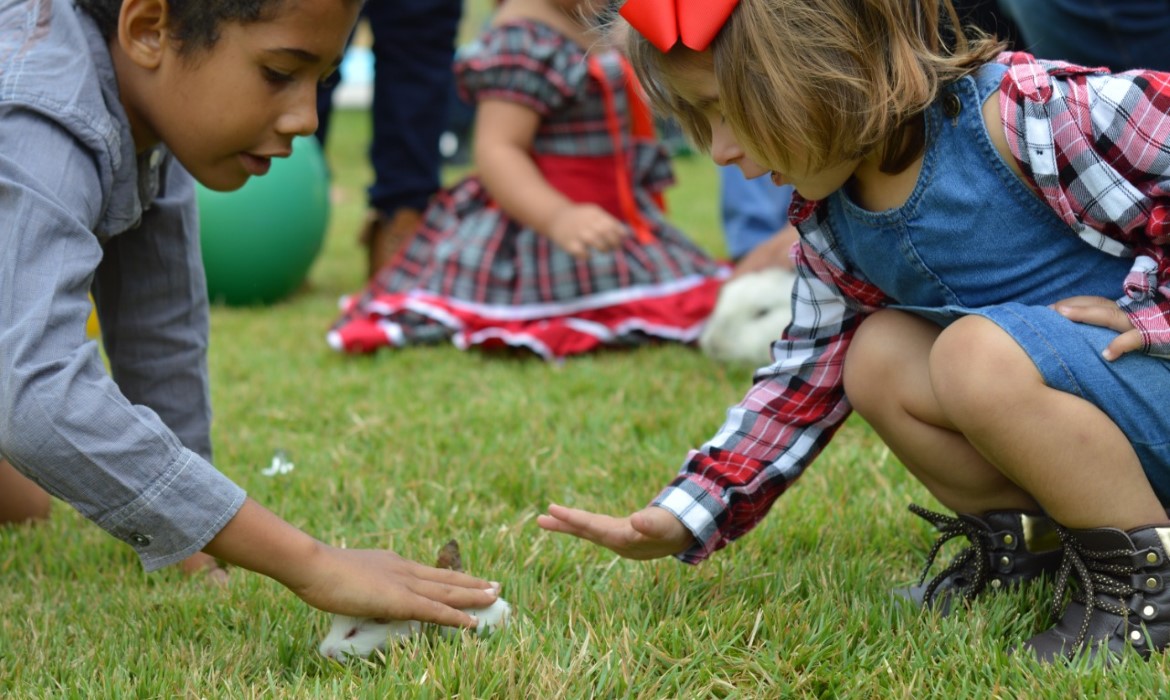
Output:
[1054, 302, 1132, 333]
[538, 504, 614, 542]
[1103, 329, 1145, 361]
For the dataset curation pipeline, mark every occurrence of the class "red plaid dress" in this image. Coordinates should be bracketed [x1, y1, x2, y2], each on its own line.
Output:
[328, 20, 726, 360]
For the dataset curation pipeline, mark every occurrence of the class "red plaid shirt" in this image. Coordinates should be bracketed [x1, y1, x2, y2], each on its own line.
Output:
[659, 52, 1170, 563]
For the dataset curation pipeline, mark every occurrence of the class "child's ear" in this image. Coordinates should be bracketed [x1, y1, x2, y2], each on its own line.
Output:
[116, 0, 171, 69]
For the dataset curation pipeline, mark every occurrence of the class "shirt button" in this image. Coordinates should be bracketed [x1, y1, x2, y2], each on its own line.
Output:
[149, 150, 162, 169]
[942, 93, 962, 118]
[130, 533, 153, 546]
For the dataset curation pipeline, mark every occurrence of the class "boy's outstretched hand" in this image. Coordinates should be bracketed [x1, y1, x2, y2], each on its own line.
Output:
[290, 546, 499, 630]
[537, 504, 694, 560]
[203, 498, 498, 630]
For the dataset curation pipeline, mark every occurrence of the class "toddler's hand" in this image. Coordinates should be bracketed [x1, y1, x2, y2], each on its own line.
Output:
[536, 503, 694, 560]
[546, 204, 629, 258]
[1051, 295, 1141, 360]
[290, 544, 499, 630]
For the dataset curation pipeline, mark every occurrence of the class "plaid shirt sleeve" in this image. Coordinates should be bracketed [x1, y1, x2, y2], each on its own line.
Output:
[654, 202, 889, 563]
[999, 52, 1170, 354]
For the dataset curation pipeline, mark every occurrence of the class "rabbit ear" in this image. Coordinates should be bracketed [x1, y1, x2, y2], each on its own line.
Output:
[436, 539, 463, 571]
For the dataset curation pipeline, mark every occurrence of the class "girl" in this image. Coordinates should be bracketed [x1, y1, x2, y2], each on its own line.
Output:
[538, 0, 1170, 662]
[1, 0, 497, 634]
[327, 0, 725, 360]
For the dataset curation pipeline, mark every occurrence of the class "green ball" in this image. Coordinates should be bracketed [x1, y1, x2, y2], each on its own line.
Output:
[197, 135, 331, 306]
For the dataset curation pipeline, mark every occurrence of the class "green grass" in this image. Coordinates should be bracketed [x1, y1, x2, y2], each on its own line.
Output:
[4, 100, 1170, 700]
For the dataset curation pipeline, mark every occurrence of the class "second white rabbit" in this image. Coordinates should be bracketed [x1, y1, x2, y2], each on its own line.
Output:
[699, 267, 796, 367]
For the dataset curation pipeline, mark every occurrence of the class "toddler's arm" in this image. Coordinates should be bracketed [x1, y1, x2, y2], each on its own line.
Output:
[474, 98, 627, 257]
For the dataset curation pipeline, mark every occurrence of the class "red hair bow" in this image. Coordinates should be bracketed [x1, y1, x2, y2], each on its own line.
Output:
[619, 0, 740, 52]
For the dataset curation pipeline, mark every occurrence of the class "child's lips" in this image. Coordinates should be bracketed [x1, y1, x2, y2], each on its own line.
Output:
[240, 152, 272, 176]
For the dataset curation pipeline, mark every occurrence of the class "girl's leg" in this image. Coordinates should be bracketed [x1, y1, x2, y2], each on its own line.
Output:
[930, 316, 1170, 661]
[0, 458, 51, 524]
[846, 310, 1062, 608]
[929, 315, 1168, 530]
[843, 309, 1037, 513]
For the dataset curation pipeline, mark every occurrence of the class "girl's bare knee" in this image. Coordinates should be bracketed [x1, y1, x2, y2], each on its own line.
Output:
[929, 315, 1030, 420]
[844, 309, 926, 416]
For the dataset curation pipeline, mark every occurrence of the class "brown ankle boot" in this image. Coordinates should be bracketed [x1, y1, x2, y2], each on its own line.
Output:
[896, 505, 1062, 613]
[1020, 524, 1170, 663]
[359, 207, 422, 279]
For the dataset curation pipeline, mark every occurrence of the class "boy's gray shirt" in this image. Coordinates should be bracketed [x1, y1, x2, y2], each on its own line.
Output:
[0, 0, 246, 571]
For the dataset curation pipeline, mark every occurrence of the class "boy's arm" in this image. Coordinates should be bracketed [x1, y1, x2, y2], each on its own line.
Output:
[92, 154, 214, 462]
[0, 112, 499, 623]
[0, 109, 246, 572]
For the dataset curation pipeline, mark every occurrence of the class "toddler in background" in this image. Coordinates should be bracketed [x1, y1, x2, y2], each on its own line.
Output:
[328, 0, 726, 360]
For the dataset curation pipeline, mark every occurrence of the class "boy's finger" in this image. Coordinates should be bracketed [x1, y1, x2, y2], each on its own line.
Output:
[410, 579, 498, 611]
[406, 561, 493, 590]
[399, 595, 479, 629]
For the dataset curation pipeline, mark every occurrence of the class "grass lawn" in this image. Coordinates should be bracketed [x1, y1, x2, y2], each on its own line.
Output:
[4, 49, 1170, 700]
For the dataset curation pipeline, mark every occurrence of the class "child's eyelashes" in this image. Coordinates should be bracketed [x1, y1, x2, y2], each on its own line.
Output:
[261, 67, 296, 85]
[263, 66, 338, 88]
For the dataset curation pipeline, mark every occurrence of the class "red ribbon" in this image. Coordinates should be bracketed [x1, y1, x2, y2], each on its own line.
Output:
[618, 0, 740, 52]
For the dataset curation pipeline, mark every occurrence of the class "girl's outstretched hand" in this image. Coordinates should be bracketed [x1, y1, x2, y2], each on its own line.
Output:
[290, 545, 500, 630]
[1051, 295, 1141, 361]
[537, 503, 694, 560]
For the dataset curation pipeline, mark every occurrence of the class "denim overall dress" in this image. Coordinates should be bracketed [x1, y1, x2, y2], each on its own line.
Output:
[819, 61, 1170, 501]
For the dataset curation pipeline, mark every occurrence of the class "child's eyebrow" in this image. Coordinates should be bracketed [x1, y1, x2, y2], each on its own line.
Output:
[264, 47, 343, 69]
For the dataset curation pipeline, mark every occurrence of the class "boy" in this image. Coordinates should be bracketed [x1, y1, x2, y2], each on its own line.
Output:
[0, 0, 498, 627]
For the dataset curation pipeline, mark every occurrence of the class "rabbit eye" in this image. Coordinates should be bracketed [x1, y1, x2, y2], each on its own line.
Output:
[753, 308, 770, 319]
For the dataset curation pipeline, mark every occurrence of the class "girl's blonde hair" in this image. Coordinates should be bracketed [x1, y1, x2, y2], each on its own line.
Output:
[623, 0, 1005, 174]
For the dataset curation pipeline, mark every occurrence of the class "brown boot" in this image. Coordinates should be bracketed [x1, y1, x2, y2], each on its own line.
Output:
[359, 207, 422, 279]
[1020, 524, 1170, 663]
[896, 504, 1063, 613]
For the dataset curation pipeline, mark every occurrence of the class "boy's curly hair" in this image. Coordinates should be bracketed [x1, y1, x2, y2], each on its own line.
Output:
[75, 0, 285, 54]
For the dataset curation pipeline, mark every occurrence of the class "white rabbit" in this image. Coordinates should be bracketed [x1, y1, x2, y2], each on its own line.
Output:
[318, 540, 512, 662]
[318, 599, 513, 661]
[318, 616, 422, 661]
[699, 267, 796, 366]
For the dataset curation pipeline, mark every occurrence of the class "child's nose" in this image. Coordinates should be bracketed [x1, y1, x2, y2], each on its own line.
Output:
[275, 88, 320, 137]
[709, 124, 743, 167]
